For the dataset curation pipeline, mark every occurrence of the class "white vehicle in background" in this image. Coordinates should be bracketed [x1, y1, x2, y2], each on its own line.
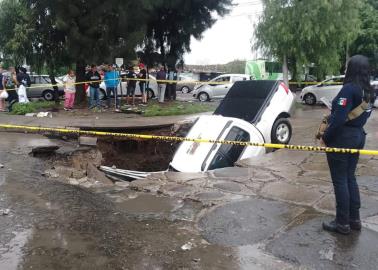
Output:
[170, 80, 295, 172]
[192, 73, 252, 102]
[300, 76, 344, 105]
[372, 80, 378, 108]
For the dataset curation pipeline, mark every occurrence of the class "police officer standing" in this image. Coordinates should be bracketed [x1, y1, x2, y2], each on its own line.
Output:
[321, 55, 375, 235]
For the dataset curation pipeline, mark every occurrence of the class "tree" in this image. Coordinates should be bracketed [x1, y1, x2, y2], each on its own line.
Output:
[141, 0, 232, 69]
[350, 0, 378, 74]
[255, 0, 361, 84]
[0, 0, 34, 67]
[26, 0, 147, 104]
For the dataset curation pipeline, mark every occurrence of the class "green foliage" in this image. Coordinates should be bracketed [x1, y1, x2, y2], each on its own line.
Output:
[350, 0, 378, 72]
[142, 101, 217, 117]
[0, 0, 34, 66]
[255, 0, 361, 80]
[11, 101, 55, 115]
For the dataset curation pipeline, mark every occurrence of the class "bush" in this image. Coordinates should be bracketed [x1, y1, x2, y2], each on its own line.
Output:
[11, 101, 55, 115]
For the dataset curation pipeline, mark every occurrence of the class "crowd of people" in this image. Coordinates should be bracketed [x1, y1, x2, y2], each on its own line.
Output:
[0, 66, 31, 112]
[0, 63, 179, 113]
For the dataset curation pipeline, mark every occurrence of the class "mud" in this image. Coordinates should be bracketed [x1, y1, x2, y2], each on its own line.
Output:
[98, 138, 176, 172]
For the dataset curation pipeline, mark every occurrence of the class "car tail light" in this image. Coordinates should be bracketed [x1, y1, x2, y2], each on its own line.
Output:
[280, 82, 289, 94]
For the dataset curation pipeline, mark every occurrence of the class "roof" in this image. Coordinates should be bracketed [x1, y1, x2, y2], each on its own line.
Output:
[214, 80, 278, 123]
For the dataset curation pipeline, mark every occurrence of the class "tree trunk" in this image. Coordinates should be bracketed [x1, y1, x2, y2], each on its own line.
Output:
[75, 62, 87, 106]
[49, 73, 60, 104]
[345, 42, 350, 65]
[282, 54, 289, 86]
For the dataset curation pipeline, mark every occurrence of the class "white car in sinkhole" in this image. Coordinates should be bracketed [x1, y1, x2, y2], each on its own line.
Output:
[169, 80, 295, 172]
[101, 80, 295, 178]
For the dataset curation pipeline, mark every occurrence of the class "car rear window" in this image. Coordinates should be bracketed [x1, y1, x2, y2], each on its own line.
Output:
[207, 126, 250, 171]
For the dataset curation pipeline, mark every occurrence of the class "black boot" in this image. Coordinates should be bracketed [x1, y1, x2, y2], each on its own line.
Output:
[323, 220, 351, 235]
[350, 220, 362, 231]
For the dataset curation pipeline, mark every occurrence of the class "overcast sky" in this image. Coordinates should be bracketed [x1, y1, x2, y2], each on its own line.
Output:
[184, 0, 263, 65]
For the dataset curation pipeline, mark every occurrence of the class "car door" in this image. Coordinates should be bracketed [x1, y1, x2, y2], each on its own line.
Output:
[212, 76, 231, 98]
[28, 76, 42, 98]
[323, 77, 343, 102]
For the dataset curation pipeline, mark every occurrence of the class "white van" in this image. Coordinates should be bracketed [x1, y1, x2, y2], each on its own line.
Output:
[170, 80, 295, 172]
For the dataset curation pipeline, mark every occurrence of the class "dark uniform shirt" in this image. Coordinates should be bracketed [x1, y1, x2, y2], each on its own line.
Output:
[139, 69, 147, 86]
[0, 73, 3, 90]
[85, 71, 101, 88]
[126, 71, 137, 88]
[323, 83, 372, 145]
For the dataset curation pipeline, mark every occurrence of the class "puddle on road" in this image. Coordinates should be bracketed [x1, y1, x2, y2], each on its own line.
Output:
[116, 194, 184, 214]
[0, 229, 33, 270]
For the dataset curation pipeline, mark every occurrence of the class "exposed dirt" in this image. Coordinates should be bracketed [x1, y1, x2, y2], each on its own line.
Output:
[98, 138, 176, 172]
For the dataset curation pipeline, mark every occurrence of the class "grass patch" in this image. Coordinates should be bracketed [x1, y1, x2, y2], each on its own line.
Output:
[11, 101, 55, 115]
[143, 101, 217, 117]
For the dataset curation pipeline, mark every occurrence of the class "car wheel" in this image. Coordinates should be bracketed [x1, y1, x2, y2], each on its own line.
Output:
[304, 93, 316, 105]
[99, 88, 107, 100]
[271, 118, 292, 144]
[42, 90, 54, 101]
[147, 88, 155, 99]
[198, 92, 210, 102]
[181, 86, 190, 94]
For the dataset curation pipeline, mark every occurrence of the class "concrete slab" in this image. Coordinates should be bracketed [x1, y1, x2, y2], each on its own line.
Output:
[267, 212, 378, 270]
[195, 191, 225, 201]
[315, 193, 378, 218]
[358, 176, 378, 193]
[198, 198, 304, 246]
[212, 167, 254, 178]
[213, 182, 243, 193]
[165, 172, 206, 183]
[79, 136, 97, 146]
[260, 182, 324, 206]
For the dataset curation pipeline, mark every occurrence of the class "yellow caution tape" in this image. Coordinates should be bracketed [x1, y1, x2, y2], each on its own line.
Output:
[0, 124, 377, 156]
[4, 76, 342, 92]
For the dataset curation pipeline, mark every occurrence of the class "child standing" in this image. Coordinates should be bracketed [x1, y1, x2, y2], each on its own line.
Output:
[63, 70, 76, 111]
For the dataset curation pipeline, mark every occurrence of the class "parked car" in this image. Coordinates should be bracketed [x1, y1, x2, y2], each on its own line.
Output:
[372, 80, 378, 107]
[300, 76, 344, 105]
[96, 74, 158, 100]
[176, 75, 197, 94]
[192, 74, 252, 102]
[28, 75, 64, 101]
[170, 80, 295, 172]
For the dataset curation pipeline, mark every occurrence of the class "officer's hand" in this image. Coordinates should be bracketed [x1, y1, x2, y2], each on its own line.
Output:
[320, 138, 326, 147]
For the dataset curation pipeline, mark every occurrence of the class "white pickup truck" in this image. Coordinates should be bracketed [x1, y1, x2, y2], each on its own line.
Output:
[169, 80, 295, 172]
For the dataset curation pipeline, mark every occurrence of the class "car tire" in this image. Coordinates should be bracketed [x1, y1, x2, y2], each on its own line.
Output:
[42, 90, 54, 101]
[181, 86, 190, 94]
[304, 93, 316, 105]
[271, 118, 292, 144]
[99, 88, 107, 100]
[147, 88, 155, 99]
[198, 92, 210, 102]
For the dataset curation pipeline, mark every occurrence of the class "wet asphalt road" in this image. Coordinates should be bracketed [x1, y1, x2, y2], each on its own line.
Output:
[0, 134, 239, 270]
[1, 104, 378, 269]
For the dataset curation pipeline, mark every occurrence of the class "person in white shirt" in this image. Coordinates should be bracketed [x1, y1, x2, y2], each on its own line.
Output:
[63, 70, 76, 111]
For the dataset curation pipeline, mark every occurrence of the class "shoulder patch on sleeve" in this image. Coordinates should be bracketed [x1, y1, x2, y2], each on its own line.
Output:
[337, 98, 347, 107]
